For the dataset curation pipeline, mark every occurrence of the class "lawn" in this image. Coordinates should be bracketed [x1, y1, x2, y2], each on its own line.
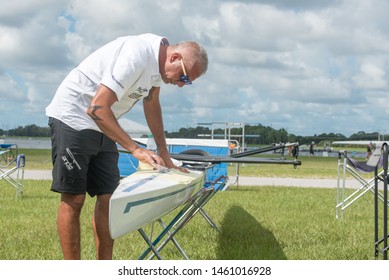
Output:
[0, 149, 385, 260]
[0, 179, 383, 260]
[18, 148, 368, 180]
[17, 148, 52, 170]
[228, 155, 339, 178]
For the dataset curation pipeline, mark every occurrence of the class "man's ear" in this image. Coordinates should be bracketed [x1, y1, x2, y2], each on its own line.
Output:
[170, 52, 181, 63]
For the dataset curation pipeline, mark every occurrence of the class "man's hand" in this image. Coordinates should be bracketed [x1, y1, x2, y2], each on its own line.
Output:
[162, 158, 189, 173]
[132, 147, 189, 173]
[175, 166, 190, 173]
[132, 147, 165, 167]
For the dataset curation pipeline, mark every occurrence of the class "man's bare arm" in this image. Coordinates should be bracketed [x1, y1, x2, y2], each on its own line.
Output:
[144, 87, 187, 172]
[86, 84, 164, 166]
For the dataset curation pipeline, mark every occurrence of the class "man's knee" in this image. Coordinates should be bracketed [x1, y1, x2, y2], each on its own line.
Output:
[60, 193, 86, 212]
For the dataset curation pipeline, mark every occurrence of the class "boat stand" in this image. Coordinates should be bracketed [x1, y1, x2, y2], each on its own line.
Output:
[375, 143, 388, 260]
[137, 176, 227, 260]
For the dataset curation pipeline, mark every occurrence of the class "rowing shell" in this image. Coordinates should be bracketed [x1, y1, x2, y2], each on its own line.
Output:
[109, 164, 204, 239]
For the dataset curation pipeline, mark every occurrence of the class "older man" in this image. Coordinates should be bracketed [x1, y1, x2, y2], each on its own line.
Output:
[45, 33, 208, 259]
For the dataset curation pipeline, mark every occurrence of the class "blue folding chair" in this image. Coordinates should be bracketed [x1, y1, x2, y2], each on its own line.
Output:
[0, 143, 25, 197]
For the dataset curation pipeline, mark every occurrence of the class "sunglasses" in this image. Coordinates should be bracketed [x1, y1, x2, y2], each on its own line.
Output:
[179, 59, 192, 85]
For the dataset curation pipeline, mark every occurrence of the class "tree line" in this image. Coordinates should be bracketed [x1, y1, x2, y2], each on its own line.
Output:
[1, 124, 51, 138]
[166, 124, 384, 145]
[1, 124, 384, 146]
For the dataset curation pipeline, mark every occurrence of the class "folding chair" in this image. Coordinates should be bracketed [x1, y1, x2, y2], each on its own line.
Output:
[137, 175, 227, 260]
[0, 143, 26, 197]
[336, 143, 387, 218]
[375, 143, 388, 260]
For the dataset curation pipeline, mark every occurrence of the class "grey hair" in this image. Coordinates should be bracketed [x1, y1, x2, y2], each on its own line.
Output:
[174, 41, 208, 75]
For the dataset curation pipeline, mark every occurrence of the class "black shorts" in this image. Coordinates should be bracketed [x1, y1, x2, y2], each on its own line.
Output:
[48, 117, 120, 197]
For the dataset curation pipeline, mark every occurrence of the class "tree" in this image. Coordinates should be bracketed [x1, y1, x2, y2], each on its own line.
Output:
[0, 123, 384, 145]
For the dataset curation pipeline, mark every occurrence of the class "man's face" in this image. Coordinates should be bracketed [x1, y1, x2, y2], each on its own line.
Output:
[162, 53, 201, 87]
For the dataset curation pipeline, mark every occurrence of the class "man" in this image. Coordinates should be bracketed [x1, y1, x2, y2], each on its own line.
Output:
[45, 33, 208, 259]
[309, 142, 315, 157]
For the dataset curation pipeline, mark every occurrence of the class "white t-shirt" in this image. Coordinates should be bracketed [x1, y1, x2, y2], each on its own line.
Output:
[46, 33, 168, 131]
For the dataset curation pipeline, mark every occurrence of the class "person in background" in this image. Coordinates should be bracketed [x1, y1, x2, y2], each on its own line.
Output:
[366, 142, 373, 159]
[45, 33, 208, 259]
[309, 142, 315, 157]
[291, 142, 299, 158]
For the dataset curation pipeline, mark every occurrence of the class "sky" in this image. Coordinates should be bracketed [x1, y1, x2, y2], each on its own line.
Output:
[1, 0, 389, 137]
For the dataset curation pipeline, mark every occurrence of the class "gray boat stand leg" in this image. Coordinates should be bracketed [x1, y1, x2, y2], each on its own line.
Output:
[138, 176, 227, 260]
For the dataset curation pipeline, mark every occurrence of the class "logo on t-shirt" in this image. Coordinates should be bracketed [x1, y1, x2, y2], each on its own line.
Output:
[112, 74, 124, 89]
[135, 87, 148, 94]
[128, 87, 148, 99]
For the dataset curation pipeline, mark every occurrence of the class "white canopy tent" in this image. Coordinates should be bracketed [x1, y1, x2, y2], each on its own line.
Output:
[118, 118, 151, 138]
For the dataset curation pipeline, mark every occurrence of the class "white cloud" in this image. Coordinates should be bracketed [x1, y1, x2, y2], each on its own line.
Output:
[0, 73, 25, 101]
[353, 62, 387, 89]
[1, 0, 389, 137]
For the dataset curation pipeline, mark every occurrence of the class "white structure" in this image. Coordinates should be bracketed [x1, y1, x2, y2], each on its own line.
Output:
[118, 118, 151, 138]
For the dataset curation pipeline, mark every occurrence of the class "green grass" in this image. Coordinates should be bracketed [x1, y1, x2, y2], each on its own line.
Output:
[0, 179, 383, 260]
[17, 148, 368, 180]
[228, 154, 372, 179]
[0, 149, 384, 260]
[18, 148, 52, 170]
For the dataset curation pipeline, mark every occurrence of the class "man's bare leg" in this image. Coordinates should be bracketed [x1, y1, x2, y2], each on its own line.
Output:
[57, 193, 86, 260]
[93, 194, 114, 259]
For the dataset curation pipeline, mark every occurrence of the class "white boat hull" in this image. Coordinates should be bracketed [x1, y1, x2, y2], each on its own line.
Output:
[109, 168, 204, 239]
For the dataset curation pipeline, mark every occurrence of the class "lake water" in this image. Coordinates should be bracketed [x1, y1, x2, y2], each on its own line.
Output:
[1, 138, 51, 149]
